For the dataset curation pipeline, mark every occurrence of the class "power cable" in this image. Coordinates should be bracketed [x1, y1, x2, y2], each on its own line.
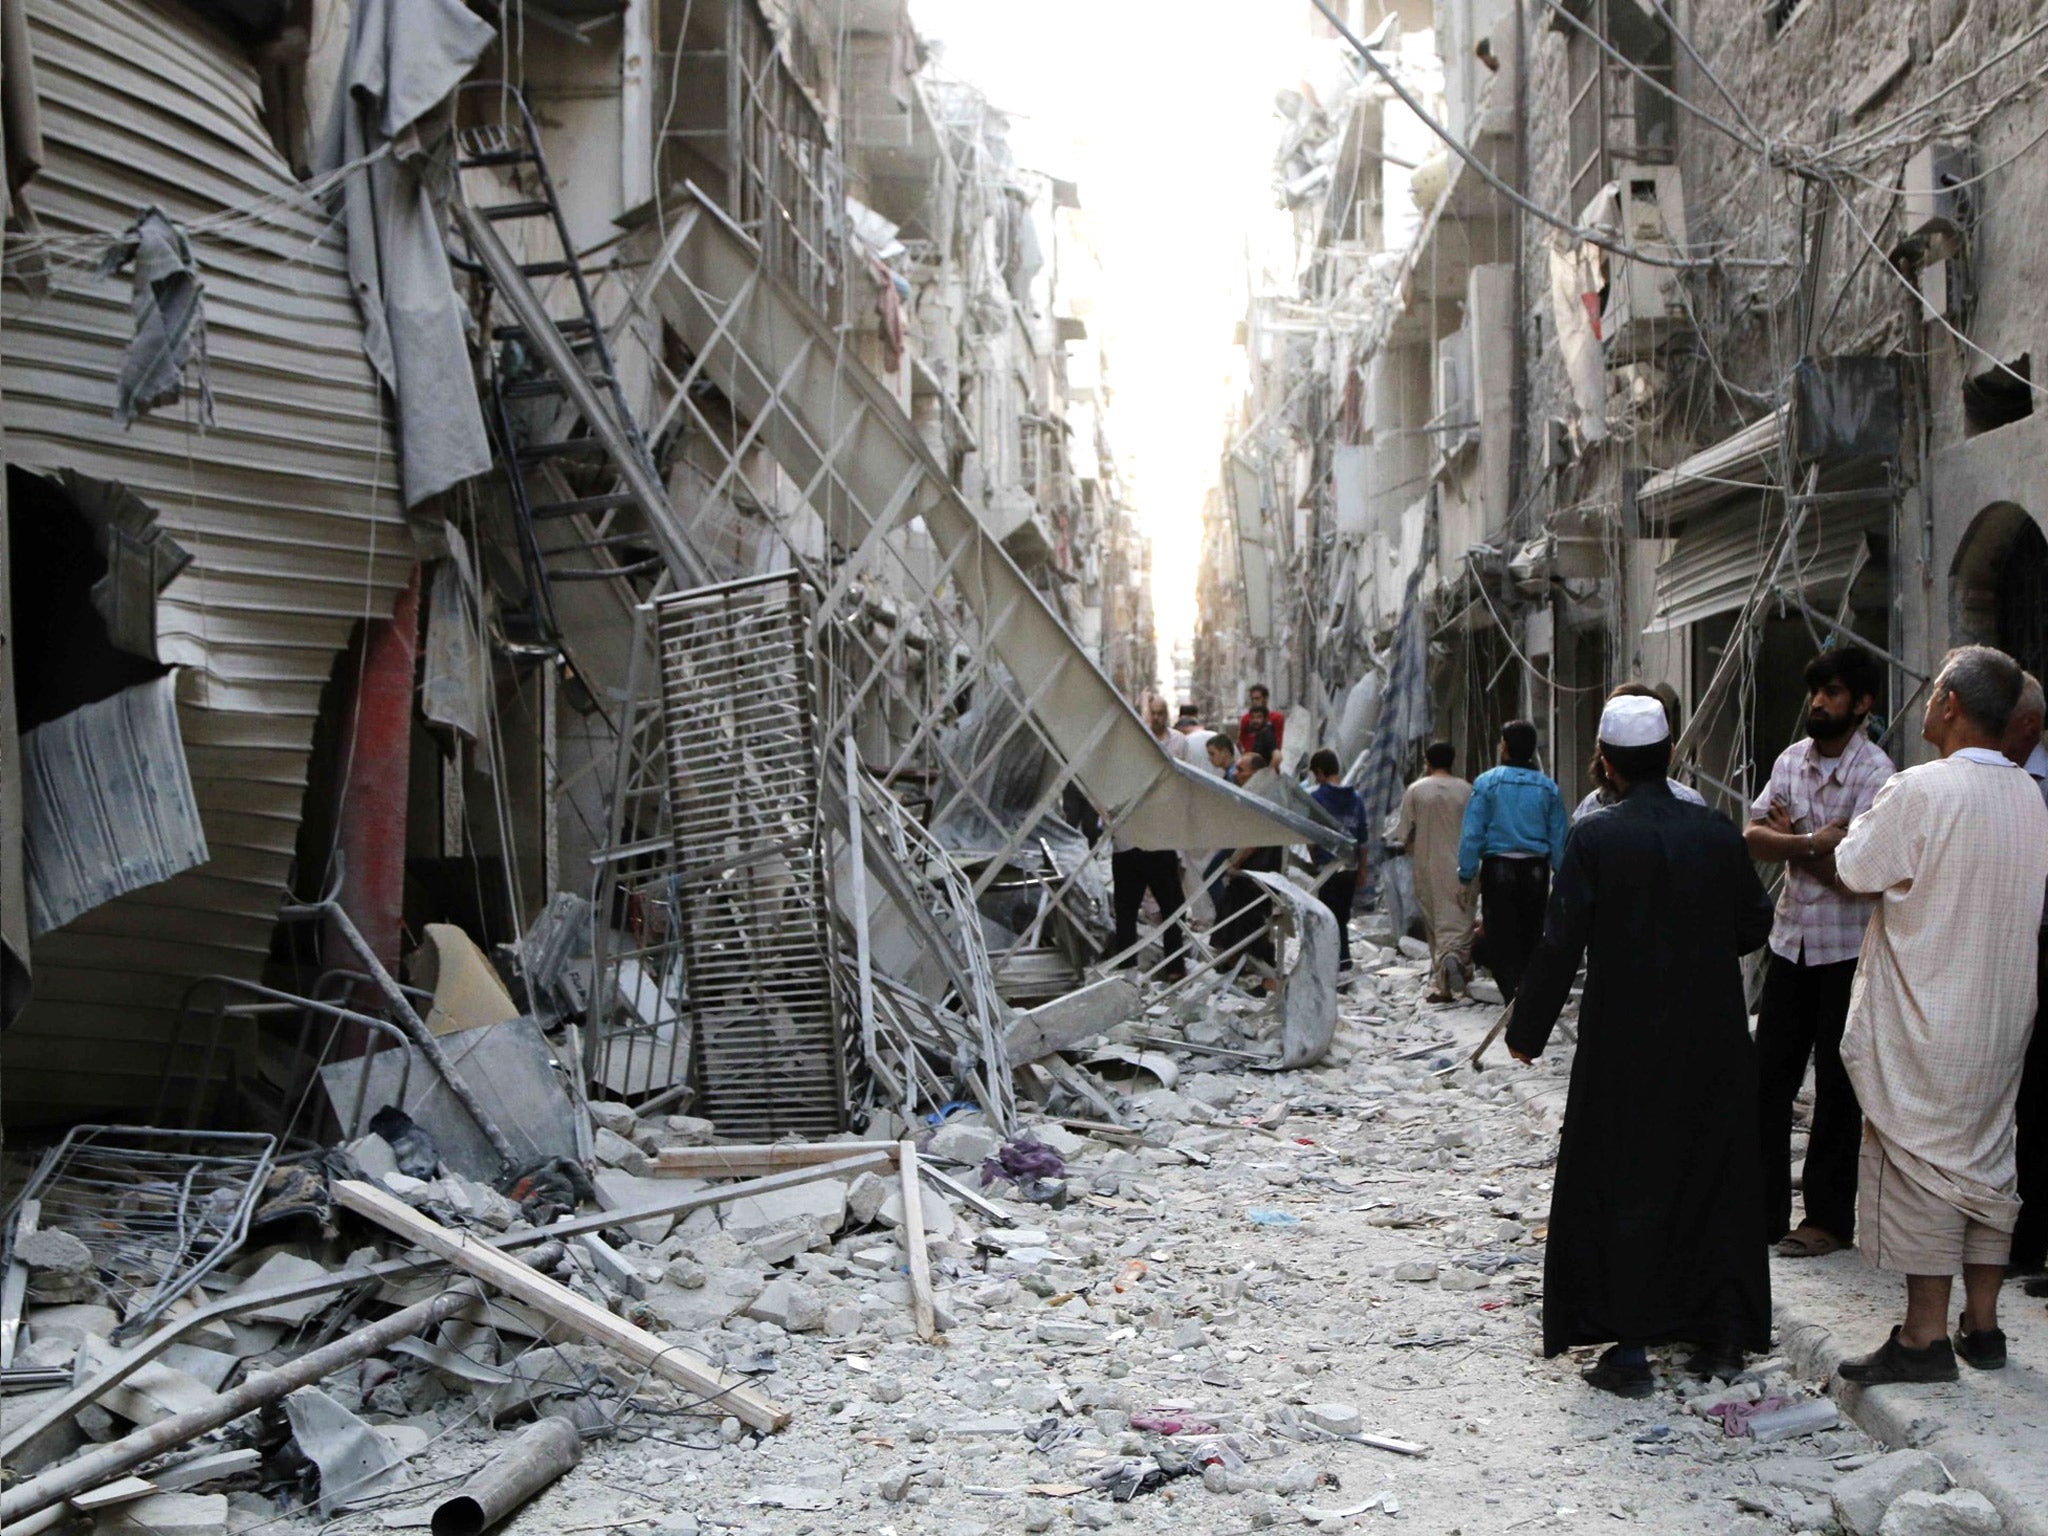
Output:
[1305, 0, 1744, 272]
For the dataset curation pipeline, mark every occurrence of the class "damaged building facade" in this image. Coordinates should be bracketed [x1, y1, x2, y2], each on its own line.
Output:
[0, 0, 1206, 1139]
[1198, 0, 2048, 832]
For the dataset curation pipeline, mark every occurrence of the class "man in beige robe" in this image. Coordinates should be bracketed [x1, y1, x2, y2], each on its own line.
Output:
[1394, 741, 1474, 1001]
[1817, 646, 2048, 1382]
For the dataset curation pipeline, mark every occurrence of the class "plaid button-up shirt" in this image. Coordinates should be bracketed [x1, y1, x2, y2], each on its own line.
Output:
[1750, 730, 1896, 966]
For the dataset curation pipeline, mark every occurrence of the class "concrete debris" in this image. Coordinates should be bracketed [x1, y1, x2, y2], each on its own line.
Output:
[98, 1491, 228, 1536]
[18, 1229, 100, 1304]
[1834, 1450, 1953, 1536]
[1877, 1491, 2005, 1536]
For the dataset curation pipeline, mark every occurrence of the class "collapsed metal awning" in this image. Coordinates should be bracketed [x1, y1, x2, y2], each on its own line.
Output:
[628, 188, 1337, 853]
[1647, 500, 1888, 634]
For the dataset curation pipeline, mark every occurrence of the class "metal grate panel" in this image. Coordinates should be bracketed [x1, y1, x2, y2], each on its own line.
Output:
[653, 573, 847, 1137]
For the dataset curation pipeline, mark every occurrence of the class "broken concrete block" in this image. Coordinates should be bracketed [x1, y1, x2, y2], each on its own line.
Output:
[1302, 1402, 1363, 1437]
[878, 1187, 957, 1243]
[587, 1100, 639, 1138]
[639, 1268, 761, 1332]
[345, 1133, 400, 1182]
[846, 1171, 891, 1226]
[1003, 976, 1141, 1062]
[928, 1119, 1002, 1166]
[876, 1463, 917, 1502]
[745, 1228, 819, 1266]
[230, 1253, 336, 1328]
[23, 1301, 117, 1352]
[662, 1115, 717, 1146]
[662, 1257, 707, 1289]
[1183, 1075, 1243, 1109]
[725, 1179, 847, 1242]
[81, 1339, 217, 1426]
[1877, 1491, 2002, 1536]
[1835, 1450, 1951, 1536]
[99, 1492, 228, 1536]
[19, 1229, 100, 1304]
[595, 1170, 693, 1245]
[822, 1302, 862, 1337]
[1438, 1266, 1490, 1291]
[1391, 1261, 1439, 1283]
[744, 1276, 825, 1333]
[593, 1126, 651, 1176]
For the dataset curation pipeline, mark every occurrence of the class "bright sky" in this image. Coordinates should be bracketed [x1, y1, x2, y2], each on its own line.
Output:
[909, 0, 1321, 682]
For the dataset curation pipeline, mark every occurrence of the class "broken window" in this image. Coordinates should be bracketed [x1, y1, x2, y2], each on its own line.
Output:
[1765, 0, 1808, 37]
[6, 467, 183, 730]
[1558, 0, 1676, 220]
[1962, 353, 2032, 436]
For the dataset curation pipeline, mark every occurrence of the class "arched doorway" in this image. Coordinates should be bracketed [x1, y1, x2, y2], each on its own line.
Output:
[1952, 502, 2048, 678]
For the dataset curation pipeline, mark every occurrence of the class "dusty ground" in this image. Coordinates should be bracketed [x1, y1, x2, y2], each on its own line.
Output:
[252, 928, 1918, 1536]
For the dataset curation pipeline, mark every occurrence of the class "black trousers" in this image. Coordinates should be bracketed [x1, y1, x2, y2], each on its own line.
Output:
[1213, 875, 1276, 970]
[1111, 848, 1185, 967]
[1319, 869, 1357, 968]
[2012, 938, 2048, 1272]
[1479, 856, 1550, 1002]
[1754, 951, 1861, 1244]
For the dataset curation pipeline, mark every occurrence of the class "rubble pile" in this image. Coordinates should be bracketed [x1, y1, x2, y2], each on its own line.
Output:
[1, 916, 1928, 1536]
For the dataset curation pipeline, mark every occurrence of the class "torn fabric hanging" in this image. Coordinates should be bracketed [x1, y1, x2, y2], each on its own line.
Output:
[316, 0, 495, 507]
[421, 523, 490, 745]
[96, 208, 212, 428]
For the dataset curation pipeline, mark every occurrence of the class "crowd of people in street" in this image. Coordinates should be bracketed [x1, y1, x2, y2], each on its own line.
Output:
[1124, 648, 2048, 1397]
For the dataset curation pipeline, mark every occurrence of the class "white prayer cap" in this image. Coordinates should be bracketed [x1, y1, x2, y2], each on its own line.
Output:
[1599, 694, 1670, 747]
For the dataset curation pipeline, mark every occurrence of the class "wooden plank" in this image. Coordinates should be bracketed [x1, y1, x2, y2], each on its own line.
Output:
[896, 1141, 937, 1343]
[69, 1478, 157, 1512]
[333, 1181, 790, 1432]
[649, 1142, 898, 1177]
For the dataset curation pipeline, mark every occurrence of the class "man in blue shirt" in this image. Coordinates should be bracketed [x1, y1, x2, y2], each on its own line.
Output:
[1307, 749, 1369, 971]
[1459, 719, 1569, 1003]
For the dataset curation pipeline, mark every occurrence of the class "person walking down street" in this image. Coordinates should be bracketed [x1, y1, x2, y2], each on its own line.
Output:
[1109, 697, 1196, 981]
[1307, 748, 1368, 972]
[1458, 719, 1568, 1003]
[2004, 674, 2048, 1295]
[1572, 682, 1706, 822]
[1507, 695, 1776, 1397]
[1394, 741, 1474, 1001]
[1822, 647, 2048, 1383]
[1238, 683, 1285, 757]
[1212, 753, 1283, 986]
[1743, 645, 1896, 1261]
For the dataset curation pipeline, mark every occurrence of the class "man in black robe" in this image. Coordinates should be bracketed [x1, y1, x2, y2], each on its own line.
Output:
[1507, 695, 1775, 1397]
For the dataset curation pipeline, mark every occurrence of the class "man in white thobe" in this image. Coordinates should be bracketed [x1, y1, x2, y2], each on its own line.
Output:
[1816, 647, 2048, 1382]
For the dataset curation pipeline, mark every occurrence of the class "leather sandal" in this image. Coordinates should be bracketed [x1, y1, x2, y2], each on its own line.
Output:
[1774, 1225, 1846, 1259]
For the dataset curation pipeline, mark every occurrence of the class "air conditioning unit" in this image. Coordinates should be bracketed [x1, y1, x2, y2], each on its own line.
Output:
[1436, 327, 1476, 455]
[1601, 162, 1692, 361]
[1903, 142, 1974, 256]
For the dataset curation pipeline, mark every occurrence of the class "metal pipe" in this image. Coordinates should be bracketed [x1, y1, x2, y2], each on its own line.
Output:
[0, 1264, 544, 1524]
[278, 887, 519, 1173]
[430, 1416, 583, 1536]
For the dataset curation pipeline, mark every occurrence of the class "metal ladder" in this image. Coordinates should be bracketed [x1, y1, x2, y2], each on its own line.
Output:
[452, 88, 709, 640]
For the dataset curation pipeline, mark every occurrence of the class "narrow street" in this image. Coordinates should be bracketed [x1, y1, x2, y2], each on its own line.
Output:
[6, 5, 2048, 1536]
[315, 931, 1961, 1536]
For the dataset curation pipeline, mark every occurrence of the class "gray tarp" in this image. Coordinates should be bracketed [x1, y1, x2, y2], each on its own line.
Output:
[317, 0, 494, 507]
[20, 674, 209, 937]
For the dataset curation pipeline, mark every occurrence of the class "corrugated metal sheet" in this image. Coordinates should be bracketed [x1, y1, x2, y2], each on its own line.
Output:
[1647, 501, 1887, 634]
[21, 673, 208, 936]
[2, 0, 413, 1116]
